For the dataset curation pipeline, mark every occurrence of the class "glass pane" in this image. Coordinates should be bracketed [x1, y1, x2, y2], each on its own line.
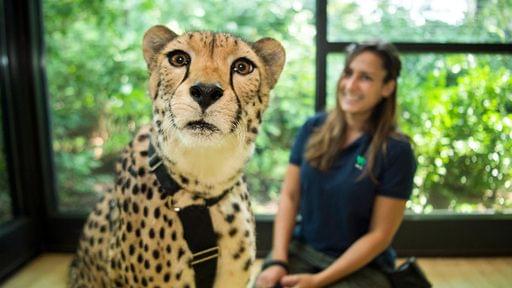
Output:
[328, 0, 512, 43]
[327, 52, 512, 213]
[326, 53, 345, 110]
[43, 0, 315, 214]
[0, 107, 12, 223]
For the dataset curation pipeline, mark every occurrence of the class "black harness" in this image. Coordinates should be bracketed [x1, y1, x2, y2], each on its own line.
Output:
[148, 143, 229, 288]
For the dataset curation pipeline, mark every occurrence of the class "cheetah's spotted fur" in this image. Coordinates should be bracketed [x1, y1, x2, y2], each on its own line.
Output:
[68, 25, 285, 288]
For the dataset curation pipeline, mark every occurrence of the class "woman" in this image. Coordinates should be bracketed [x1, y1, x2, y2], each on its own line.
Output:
[255, 41, 416, 288]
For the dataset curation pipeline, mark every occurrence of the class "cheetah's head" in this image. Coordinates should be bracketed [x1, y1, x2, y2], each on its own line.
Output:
[143, 25, 285, 149]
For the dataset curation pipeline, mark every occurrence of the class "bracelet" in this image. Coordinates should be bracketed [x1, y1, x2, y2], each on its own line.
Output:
[262, 259, 289, 273]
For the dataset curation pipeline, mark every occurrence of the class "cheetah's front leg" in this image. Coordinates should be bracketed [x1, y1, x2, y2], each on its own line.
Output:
[68, 193, 121, 288]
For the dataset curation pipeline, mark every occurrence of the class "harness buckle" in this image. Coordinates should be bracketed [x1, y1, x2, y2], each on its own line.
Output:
[148, 154, 163, 172]
[191, 246, 219, 266]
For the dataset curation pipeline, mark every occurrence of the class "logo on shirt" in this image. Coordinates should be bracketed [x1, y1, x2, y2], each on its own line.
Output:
[355, 155, 366, 170]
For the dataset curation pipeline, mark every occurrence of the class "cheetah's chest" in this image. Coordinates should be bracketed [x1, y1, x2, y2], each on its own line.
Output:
[110, 184, 255, 287]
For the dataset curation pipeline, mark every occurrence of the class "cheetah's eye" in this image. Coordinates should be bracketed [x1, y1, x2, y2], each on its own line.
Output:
[167, 50, 191, 67]
[232, 58, 255, 75]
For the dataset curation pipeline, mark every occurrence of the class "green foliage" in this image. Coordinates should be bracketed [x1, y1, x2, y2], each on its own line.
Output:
[43, 0, 511, 214]
[328, 0, 512, 43]
[44, 0, 316, 213]
[399, 55, 512, 213]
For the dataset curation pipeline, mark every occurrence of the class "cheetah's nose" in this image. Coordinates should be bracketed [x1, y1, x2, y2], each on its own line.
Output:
[189, 83, 224, 111]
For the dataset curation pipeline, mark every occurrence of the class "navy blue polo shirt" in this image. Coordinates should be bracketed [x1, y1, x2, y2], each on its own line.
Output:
[290, 113, 416, 269]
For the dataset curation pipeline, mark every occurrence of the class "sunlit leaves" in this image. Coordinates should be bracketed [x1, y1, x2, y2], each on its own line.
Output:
[401, 54, 512, 213]
[327, 0, 512, 43]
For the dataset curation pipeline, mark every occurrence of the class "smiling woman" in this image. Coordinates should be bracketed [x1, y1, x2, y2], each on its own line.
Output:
[338, 51, 396, 116]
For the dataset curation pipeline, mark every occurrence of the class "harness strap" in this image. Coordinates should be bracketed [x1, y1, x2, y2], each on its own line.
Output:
[148, 144, 181, 197]
[148, 142, 222, 288]
[178, 205, 219, 288]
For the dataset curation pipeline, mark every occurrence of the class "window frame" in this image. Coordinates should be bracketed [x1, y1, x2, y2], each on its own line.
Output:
[0, 0, 52, 281]
[1, 0, 511, 281]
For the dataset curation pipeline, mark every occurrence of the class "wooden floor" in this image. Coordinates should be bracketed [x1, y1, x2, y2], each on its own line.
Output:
[1, 254, 511, 287]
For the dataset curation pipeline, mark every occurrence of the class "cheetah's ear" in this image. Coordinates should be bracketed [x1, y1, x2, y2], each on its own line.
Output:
[252, 38, 286, 89]
[143, 25, 178, 68]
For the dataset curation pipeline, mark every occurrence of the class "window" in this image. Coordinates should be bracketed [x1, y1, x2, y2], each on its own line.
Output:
[1, 0, 48, 280]
[323, 0, 512, 214]
[44, 0, 316, 214]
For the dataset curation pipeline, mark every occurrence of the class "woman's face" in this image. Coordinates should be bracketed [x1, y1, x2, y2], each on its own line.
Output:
[338, 51, 395, 117]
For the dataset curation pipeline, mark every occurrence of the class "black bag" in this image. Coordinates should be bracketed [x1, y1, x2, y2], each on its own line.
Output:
[387, 257, 432, 288]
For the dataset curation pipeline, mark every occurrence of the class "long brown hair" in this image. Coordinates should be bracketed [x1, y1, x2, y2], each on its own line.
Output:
[305, 40, 405, 181]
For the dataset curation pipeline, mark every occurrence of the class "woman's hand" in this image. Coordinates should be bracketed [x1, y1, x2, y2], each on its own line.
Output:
[280, 273, 320, 288]
[255, 265, 288, 288]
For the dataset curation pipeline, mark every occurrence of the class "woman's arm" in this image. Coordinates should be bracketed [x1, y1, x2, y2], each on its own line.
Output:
[272, 164, 301, 261]
[281, 196, 406, 288]
[255, 164, 301, 288]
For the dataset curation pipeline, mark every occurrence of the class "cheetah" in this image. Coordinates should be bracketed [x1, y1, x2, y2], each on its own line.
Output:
[68, 25, 285, 288]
